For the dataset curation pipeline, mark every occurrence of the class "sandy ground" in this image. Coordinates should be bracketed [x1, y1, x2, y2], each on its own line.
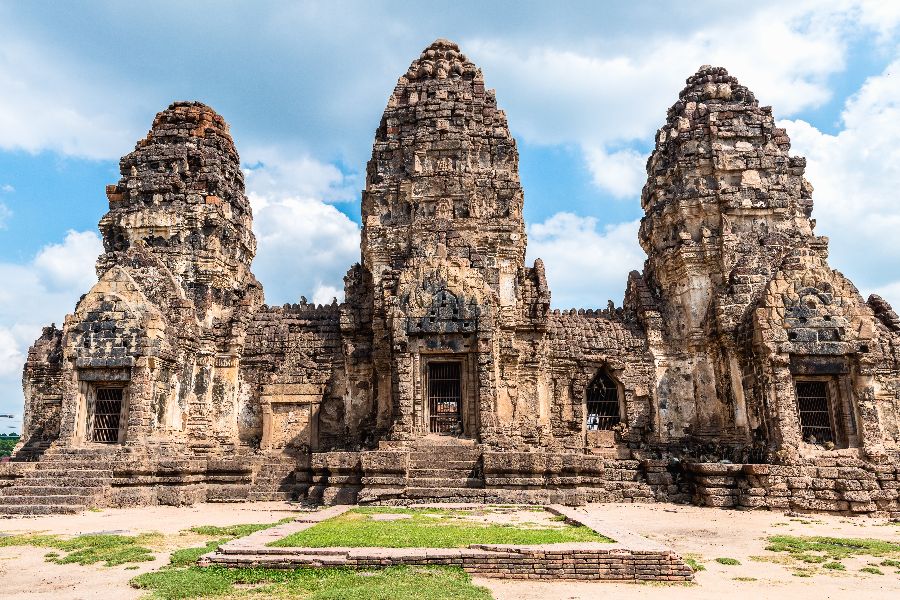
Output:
[0, 501, 302, 600]
[477, 502, 900, 600]
[0, 501, 898, 599]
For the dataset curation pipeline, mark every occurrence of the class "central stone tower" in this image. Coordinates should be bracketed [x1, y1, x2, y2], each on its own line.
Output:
[359, 39, 545, 443]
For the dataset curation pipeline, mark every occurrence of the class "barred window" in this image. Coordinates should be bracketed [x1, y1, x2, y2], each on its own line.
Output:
[586, 371, 620, 431]
[90, 387, 124, 443]
[795, 381, 835, 445]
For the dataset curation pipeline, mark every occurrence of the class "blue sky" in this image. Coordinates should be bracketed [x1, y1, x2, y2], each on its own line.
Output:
[1, 0, 899, 430]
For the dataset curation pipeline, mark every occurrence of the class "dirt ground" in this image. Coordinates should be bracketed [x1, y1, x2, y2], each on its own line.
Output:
[478, 502, 900, 600]
[1, 501, 898, 599]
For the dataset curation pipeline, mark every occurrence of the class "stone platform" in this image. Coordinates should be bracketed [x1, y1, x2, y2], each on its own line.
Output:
[200, 504, 694, 582]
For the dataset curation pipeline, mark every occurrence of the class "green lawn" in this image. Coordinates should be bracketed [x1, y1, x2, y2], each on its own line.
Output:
[132, 564, 493, 600]
[270, 507, 612, 548]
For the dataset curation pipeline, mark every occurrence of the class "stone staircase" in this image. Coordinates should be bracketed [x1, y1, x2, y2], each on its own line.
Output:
[248, 454, 307, 501]
[0, 446, 115, 515]
[404, 444, 485, 501]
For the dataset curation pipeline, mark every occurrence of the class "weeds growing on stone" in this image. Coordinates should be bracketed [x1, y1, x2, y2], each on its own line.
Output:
[684, 557, 705, 572]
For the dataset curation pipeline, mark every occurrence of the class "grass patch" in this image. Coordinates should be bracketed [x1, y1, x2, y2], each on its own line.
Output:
[765, 535, 900, 560]
[166, 517, 294, 568]
[880, 558, 900, 568]
[733, 576, 757, 581]
[715, 557, 741, 566]
[168, 540, 226, 568]
[132, 564, 492, 600]
[188, 518, 293, 538]
[0, 532, 156, 566]
[684, 557, 705, 572]
[270, 508, 611, 548]
[860, 566, 884, 575]
[823, 561, 845, 570]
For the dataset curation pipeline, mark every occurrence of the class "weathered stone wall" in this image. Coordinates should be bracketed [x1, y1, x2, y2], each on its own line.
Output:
[20, 325, 64, 451]
[11, 41, 900, 516]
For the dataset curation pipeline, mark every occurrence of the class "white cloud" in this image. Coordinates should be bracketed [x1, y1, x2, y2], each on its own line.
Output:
[527, 214, 644, 308]
[583, 147, 646, 199]
[781, 57, 900, 309]
[0, 328, 24, 378]
[465, 0, 900, 197]
[0, 202, 10, 229]
[245, 149, 361, 306]
[250, 194, 360, 306]
[0, 33, 142, 160]
[243, 146, 359, 205]
[33, 230, 102, 292]
[0, 230, 102, 430]
[312, 285, 342, 306]
[0, 184, 13, 193]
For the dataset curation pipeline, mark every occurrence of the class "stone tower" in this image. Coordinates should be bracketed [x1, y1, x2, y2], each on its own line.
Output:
[100, 101, 263, 340]
[37, 102, 265, 451]
[358, 39, 547, 442]
[630, 65, 884, 455]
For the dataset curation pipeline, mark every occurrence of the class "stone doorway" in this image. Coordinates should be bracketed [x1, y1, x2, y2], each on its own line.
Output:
[89, 387, 126, 443]
[795, 380, 835, 445]
[427, 361, 462, 434]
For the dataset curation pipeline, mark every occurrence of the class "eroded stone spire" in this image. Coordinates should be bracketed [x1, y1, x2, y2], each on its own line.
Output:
[361, 39, 525, 281]
[404, 38, 480, 81]
[99, 101, 259, 319]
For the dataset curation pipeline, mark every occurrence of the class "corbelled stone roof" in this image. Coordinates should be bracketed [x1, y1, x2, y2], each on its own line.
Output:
[404, 38, 480, 81]
[675, 65, 756, 107]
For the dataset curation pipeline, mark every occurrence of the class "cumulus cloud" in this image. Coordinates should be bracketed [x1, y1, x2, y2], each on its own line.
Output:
[243, 146, 359, 205]
[781, 57, 900, 309]
[0, 229, 102, 429]
[250, 194, 360, 306]
[527, 213, 644, 308]
[0, 30, 142, 159]
[1, 184, 13, 193]
[32, 230, 103, 292]
[0, 328, 25, 378]
[244, 148, 361, 306]
[583, 147, 646, 199]
[466, 0, 900, 198]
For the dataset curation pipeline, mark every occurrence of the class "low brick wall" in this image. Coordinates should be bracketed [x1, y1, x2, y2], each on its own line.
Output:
[205, 545, 692, 581]
[200, 504, 693, 582]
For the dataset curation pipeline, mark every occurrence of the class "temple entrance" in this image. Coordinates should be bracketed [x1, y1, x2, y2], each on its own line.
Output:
[795, 380, 835, 445]
[428, 361, 462, 434]
[89, 387, 125, 443]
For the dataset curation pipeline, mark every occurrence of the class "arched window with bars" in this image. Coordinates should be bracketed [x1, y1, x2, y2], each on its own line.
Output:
[586, 370, 621, 431]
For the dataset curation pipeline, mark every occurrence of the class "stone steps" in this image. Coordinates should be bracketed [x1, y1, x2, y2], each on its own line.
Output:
[0, 494, 93, 506]
[0, 448, 115, 515]
[0, 504, 83, 515]
[407, 468, 480, 479]
[406, 477, 484, 489]
[5, 485, 97, 496]
[404, 487, 489, 500]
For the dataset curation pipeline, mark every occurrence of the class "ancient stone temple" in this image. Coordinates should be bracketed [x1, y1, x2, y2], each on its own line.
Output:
[3, 40, 900, 516]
